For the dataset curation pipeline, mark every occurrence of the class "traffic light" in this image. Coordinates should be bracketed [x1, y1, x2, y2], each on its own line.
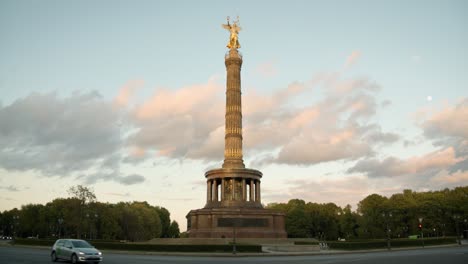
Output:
[418, 223, 422, 230]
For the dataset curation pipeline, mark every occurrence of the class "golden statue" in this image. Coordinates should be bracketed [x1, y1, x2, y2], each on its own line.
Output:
[222, 16, 241, 49]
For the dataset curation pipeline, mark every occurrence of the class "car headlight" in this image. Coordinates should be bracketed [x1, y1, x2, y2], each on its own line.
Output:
[98, 252, 102, 255]
[79, 251, 85, 255]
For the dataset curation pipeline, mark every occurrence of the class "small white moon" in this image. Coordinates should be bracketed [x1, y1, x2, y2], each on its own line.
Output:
[427, 96, 432, 101]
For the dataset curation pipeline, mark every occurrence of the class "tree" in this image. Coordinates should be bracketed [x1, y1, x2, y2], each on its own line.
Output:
[357, 194, 388, 238]
[67, 185, 96, 238]
[168, 220, 180, 238]
[154, 207, 171, 238]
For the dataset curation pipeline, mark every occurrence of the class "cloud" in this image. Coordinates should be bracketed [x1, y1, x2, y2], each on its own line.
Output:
[124, 79, 225, 162]
[345, 97, 467, 193]
[422, 98, 468, 140]
[119, 71, 397, 167]
[244, 73, 393, 166]
[345, 50, 361, 68]
[0, 91, 145, 186]
[81, 171, 146, 185]
[431, 170, 468, 184]
[348, 147, 463, 178]
[263, 176, 371, 209]
[104, 192, 131, 197]
[117, 174, 146, 185]
[0, 185, 20, 192]
[0, 71, 399, 180]
[113, 80, 144, 107]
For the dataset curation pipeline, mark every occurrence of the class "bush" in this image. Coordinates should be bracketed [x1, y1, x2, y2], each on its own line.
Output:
[13, 238, 55, 247]
[91, 242, 261, 252]
[294, 241, 319, 245]
[13, 239, 261, 253]
[327, 237, 456, 250]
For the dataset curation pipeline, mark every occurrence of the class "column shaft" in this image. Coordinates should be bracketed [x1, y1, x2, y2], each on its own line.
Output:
[213, 180, 218, 202]
[250, 180, 255, 202]
[207, 180, 212, 202]
[221, 179, 225, 201]
[257, 181, 261, 204]
[242, 178, 246, 201]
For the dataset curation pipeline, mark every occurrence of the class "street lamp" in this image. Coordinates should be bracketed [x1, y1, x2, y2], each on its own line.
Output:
[418, 217, 424, 248]
[58, 218, 63, 238]
[453, 215, 461, 245]
[86, 213, 98, 240]
[382, 212, 392, 251]
[12, 215, 19, 238]
[464, 219, 467, 239]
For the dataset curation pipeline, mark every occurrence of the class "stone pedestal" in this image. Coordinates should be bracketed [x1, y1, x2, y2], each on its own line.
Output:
[186, 207, 286, 238]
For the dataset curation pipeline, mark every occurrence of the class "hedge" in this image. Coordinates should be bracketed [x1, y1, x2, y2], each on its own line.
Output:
[294, 241, 319, 245]
[13, 239, 261, 253]
[327, 237, 456, 250]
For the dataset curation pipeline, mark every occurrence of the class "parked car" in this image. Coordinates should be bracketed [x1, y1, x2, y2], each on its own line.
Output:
[51, 239, 102, 264]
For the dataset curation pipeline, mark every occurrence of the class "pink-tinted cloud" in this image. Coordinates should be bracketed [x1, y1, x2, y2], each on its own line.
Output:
[349, 147, 463, 178]
[344, 50, 362, 68]
[263, 176, 371, 209]
[244, 73, 394, 165]
[431, 170, 468, 184]
[121, 72, 397, 167]
[124, 79, 224, 161]
[113, 80, 144, 107]
[422, 98, 468, 139]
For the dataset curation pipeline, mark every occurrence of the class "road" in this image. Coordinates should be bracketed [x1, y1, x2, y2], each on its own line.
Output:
[0, 245, 467, 264]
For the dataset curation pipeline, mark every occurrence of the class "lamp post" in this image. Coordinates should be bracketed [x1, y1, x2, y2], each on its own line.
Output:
[418, 217, 424, 248]
[86, 213, 98, 240]
[453, 215, 461, 245]
[464, 219, 467, 239]
[58, 218, 63, 238]
[12, 215, 19, 238]
[382, 212, 392, 251]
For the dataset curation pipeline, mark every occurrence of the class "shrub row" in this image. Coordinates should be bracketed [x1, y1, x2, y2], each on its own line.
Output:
[94, 242, 261, 252]
[294, 241, 319, 245]
[13, 239, 261, 253]
[13, 239, 55, 247]
[327, 237, 456, 250]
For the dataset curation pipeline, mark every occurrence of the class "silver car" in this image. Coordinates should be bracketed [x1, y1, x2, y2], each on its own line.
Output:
[51, 239, 103, 263]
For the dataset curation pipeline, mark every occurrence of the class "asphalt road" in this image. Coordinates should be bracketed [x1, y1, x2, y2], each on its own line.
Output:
[0, 245, 467, 264]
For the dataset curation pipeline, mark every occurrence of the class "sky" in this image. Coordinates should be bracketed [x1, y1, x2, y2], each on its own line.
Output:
[0, 0, 467, 231]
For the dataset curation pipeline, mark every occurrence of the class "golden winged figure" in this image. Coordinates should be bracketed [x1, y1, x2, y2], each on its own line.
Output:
[222, 16, 241, 49]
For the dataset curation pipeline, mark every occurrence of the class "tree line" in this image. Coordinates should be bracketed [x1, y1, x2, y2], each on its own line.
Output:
[267, 186, 468, 240]
[2, 185, 467, 240]
[0, 185, 180, 241]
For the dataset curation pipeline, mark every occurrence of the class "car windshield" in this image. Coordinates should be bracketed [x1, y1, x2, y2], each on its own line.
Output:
[71, 240, 93, 248]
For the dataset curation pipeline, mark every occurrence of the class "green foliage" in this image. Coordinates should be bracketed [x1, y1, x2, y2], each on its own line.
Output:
[168, 221, 181, 238]
[154, 207, 171, 238]
[12, 239, 261, 252]
[13, 238, 56, 247]
[327, 237, 456, 250]
[267, 186, 468, 239]
[1, 185, 175, 241]
[90, 242, 261, 252]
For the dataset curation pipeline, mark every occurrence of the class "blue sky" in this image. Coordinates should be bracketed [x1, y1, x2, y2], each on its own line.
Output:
[1, 0, 467, 230]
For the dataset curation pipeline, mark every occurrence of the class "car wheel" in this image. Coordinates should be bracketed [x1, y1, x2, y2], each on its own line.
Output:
[71, 254, 78, 264]
[51, 251, 58, 262]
